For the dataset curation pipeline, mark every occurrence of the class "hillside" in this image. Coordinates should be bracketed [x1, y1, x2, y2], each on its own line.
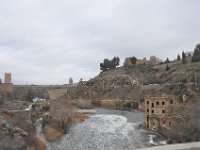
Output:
[69, 61, 200, 103]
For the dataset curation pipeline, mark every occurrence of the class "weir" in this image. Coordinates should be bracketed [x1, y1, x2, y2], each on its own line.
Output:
[47, 108, 166, 150]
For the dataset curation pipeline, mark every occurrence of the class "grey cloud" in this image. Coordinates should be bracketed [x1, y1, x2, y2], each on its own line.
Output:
[0, 0, 200, 84]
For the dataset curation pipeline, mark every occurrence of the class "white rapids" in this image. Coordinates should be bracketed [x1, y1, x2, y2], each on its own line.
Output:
[48, 114, 145, 150]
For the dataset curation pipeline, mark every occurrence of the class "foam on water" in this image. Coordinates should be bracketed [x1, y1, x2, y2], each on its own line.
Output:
[77, 114, 130, 133]
[24, 104, 32, 111]
[48, 114, 145, 150]
[148, 135, 157, 145]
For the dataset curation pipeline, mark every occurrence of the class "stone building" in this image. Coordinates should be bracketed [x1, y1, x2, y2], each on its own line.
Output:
[5, 73, 12, 84]
[124, 56, 161, 66]
[0, 73, 12, 92]
[124, 57, 132, 67]
[145, 96, 177, 131]
[136, 57, 151, 65]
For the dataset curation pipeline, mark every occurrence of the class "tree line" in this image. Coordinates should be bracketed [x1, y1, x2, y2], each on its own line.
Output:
[100, 56, 138, 72]
[100, 43, 200, 72]
[100, 57, 120, 71]
[165, 44, 200, 71]
[171, 44, 200, 64]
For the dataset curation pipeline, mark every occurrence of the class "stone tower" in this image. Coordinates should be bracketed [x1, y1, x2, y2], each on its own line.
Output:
[5, 73, 12, 84]
[69, 77, 73, 86]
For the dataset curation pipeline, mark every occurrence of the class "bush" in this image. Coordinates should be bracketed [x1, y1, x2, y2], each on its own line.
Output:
[44, 125, 64, 142]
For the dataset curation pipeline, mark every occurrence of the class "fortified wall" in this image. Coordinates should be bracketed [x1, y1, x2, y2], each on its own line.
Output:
[124, 56, 160, 67]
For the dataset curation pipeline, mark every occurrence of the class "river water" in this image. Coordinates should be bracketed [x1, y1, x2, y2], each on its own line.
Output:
[46, 108, 166, 150]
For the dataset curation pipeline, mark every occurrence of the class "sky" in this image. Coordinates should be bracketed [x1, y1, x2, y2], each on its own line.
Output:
[0, 0, 199, 85]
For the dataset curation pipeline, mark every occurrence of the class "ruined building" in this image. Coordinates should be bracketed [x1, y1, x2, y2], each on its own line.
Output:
[145, 96, 178, 131]
[5, 73, 12, 84]
[136, 57, 151, 65]
[124, 56, 160, 67]
[0, 73, 13, 92]
[124, 57, 133, 67]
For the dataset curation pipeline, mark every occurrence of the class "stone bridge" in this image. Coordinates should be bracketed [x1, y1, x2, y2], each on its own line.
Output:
[12, 85, 73, 100]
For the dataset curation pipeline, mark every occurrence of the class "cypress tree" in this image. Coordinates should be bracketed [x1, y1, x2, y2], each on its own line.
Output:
[192, 44, 200, 62]
[182, 51, 187, 64]
[166, 64, 170, 71]
[177, 54, 181, 61]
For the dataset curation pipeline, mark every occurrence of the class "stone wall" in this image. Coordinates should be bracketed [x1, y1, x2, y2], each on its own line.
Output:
[47, 88, 68, 100]
[0, 83, 12, 93]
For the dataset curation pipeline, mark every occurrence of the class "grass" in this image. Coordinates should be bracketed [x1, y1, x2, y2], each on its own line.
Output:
[44, 125, 64, 142]
[136, 64, 156, 74]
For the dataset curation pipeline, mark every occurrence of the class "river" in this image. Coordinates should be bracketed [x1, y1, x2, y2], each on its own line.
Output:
[46, 108, 167, 150]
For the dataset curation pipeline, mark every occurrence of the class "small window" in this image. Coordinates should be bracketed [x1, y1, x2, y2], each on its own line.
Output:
[170, 100, 173, 104]
[162, 101, 165, 105]
[147, 109, 149, 112]
[152, 103, 154, 108]
[169, 121, 171, 126]
[147, 101, 149, 104]
[163, 121, 165, 125]
[157, 102, 159, 105]
[162, 110, 165, 113]
[152, 110, 154, 114]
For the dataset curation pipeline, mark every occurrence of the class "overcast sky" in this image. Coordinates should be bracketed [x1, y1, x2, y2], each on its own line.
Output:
[0, 0, 199, 85]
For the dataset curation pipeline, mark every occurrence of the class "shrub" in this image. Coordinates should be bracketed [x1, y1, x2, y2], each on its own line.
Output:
[44, 125, 64, 142]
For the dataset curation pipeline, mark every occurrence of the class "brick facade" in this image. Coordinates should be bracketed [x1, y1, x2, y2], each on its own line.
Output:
[145, 96, 177, 131]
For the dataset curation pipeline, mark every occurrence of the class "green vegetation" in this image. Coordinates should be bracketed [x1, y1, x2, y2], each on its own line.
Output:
[177, 54, 181, 61]
[170, 84, 186, 102]
[136, 64, 155, 74]
[182, 51, 187, 64]
[170, 103, 200, 143]
[166, 64, 170, 71]
[100, 56, 120, 71]
[130, 56, 137, 66]
[192, 44, 200, 62]
[165, 58, 170, 63]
